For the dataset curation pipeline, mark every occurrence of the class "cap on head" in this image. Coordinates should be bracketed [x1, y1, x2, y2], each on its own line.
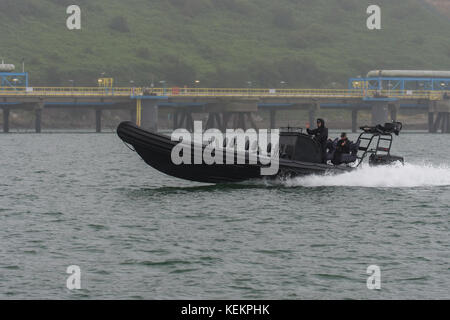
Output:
[316, 118, 325, 127]
[341, 132, 347, 138]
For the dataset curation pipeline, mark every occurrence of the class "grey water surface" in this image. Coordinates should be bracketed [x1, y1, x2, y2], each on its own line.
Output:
[0, 132, 448, 299]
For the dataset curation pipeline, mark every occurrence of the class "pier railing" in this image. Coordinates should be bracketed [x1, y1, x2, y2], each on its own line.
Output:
[0, 87, 137, 96]
[0, 87, 448, 100]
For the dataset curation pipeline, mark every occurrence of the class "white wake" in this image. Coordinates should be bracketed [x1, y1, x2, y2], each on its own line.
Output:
[281, 163, 450, 188]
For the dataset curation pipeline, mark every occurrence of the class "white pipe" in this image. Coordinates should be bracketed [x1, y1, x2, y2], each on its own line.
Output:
[0, 63, 15, 72]
[367, 70, 450, 78]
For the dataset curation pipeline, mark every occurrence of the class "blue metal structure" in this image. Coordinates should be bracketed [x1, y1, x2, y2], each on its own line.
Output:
[349, 76, 450, 91]
[0, 72, 29, 88]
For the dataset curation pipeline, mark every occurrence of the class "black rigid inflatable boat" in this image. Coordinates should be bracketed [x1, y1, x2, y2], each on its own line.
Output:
[117, 121, 404, 184]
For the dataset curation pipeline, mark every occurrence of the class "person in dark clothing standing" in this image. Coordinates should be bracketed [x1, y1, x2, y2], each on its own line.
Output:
[332, 132, 351, 165]
[306, 118, 328, 163]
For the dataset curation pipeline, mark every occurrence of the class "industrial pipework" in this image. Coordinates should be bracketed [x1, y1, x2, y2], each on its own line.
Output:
[367, 70, 450, 78]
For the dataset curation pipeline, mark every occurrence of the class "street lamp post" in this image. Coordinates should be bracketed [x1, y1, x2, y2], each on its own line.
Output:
[68, 80, 74, 95]
[12, 78, 19, 90]
[247, 81, 252, 96]
[280, 81, 287, 95]
[194, 80, 200, 94]
[159, 80, 167, 95]
[130, 80, 135, 95]
[99, 72, 106, 91]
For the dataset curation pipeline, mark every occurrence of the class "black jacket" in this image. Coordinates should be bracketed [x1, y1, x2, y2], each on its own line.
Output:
[336, 138, 350, 154]
[307, 119, 328, 147]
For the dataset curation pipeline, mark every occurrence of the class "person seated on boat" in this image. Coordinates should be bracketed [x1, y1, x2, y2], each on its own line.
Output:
[332, 132, 351, 165]
[342, 140, 360, 164]
[326, 138, 336, 153]
[306, 118, 328, 163]
[325, 138, 337, 161]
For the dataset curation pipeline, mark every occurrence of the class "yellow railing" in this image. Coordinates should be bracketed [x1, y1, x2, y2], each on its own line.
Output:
[136, 88, 449, 100]
[0, 87, 448, 100]
[0, 87, 141, 96]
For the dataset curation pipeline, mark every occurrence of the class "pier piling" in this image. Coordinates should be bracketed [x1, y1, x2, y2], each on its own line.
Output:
[308, 105, 316, 126]
[270, 110, 276, 129]
[141, 100, 158, 132]
[371, 102, 389, 126]
[95, 109, 102, 133]
[35, 107, 42, 133]
[3, 108, 9, 133]
[351, 109, 358, 133]
[428, 112, 435, 133]
[389, 103, 399, 122]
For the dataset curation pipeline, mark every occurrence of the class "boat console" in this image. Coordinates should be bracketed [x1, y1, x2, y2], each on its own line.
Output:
[279, 127, 323, 163]
[278, 122, 404, 167]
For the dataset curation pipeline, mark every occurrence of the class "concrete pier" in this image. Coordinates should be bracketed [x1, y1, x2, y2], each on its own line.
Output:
[173, 111, 178, 130]
[129, 108, 136, 124]
[95, 109, 102, 133]
[202, 101, 259, 131]
[308, 104, 316, 125]
[435, 113, 442, 133]
[428, 112, 435, 133]
[371, 102, 389, 126]
[428, 112, 450, 133]
[389, 103, 399, 122]
[35, 107, 42, 133]
[270, 110, 276, 129]
[205, 112, 218, 130]
[3, 108, 9, 133]
[173, 110, 194, 132]
[429, 100, 450, 133]
[442, 113, 449, 133]
[351, 109, 358, 133]
[141, 100, 159, 132]
[1, 86, 449, 133]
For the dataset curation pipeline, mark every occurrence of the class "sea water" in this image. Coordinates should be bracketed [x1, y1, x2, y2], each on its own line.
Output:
[0, 132, 448, 299]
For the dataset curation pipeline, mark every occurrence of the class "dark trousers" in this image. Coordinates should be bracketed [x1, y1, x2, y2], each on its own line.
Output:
[321, 147, 328, 164]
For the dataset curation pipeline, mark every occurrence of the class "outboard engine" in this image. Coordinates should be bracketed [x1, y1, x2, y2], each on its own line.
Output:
[369, 154, 404, 166]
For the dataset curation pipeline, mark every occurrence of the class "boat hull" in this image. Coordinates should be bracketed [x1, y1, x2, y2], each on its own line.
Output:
[117, 122, 353, 184]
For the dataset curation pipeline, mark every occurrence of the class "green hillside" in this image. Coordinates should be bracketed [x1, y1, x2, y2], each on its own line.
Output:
[1, 0, 450, 88]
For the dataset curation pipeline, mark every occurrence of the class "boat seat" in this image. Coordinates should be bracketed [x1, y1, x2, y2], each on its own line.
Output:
[329, 140, 360, 164]
[340, 153, 357, 164]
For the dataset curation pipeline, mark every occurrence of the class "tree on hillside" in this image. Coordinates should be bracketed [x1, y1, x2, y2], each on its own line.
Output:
[109, 16, 130, 32]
